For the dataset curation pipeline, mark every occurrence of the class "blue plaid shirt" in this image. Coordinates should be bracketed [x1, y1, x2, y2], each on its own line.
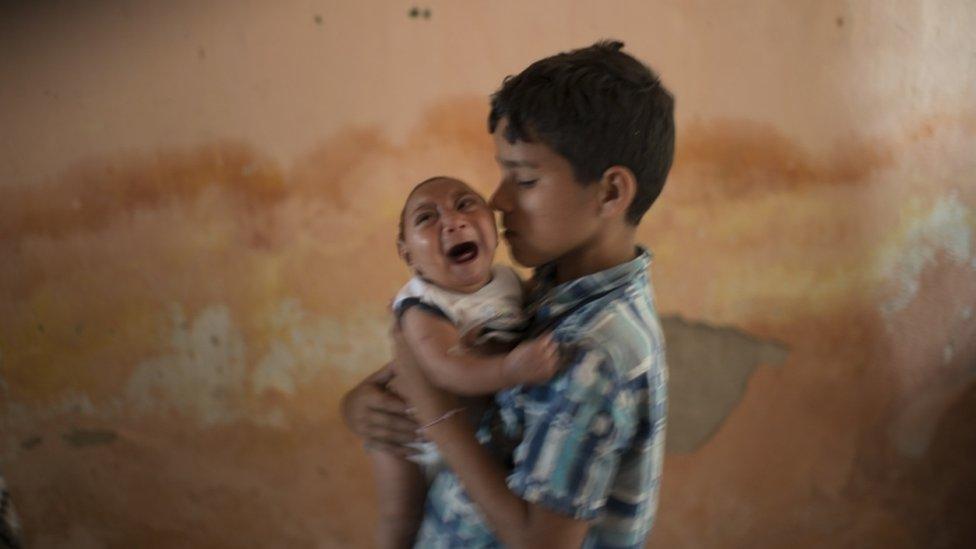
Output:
[415, 248, 668, 548]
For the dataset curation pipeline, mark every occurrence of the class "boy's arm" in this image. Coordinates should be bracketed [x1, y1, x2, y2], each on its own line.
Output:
[400, 307, 557, 396]
[422, 410, 589, 548]
[340, 363, 418, 456]
[390, 329, 591, 549]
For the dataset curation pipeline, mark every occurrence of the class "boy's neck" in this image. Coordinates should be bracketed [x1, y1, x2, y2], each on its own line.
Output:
[553, 226, 638, 285]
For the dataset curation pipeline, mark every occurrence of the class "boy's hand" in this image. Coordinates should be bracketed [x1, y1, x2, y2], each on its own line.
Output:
[340, 362, 420, 457]
[502, 334, 560, 386]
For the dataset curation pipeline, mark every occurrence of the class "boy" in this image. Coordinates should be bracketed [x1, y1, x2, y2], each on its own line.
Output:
[344, 39, 674, 548]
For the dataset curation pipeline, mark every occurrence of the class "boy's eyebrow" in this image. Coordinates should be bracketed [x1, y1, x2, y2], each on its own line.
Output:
[495, 156, 538, 168]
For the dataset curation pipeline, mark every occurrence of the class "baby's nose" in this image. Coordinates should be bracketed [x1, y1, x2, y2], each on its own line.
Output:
[443, 214, 469, 232]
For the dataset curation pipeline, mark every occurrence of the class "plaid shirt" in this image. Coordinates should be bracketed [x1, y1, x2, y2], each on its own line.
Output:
[416, 248, 668, 548]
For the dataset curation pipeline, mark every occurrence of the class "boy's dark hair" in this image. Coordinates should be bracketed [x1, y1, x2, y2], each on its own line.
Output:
[488, 40, 675, 225]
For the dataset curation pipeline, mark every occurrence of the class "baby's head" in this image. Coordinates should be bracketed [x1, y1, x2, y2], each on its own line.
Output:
[397, 176, 498, 293]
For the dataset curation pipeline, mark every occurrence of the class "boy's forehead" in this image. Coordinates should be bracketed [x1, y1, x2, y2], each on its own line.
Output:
[492, 127, 548, 168]
[494, 154, 539, 169]
[493, 146, 550, 172]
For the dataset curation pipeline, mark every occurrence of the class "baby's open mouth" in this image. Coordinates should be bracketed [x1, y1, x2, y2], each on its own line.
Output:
[446, 241, 479, 264]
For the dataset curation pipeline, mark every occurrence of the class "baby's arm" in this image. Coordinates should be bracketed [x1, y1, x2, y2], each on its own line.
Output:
[400, 307, 559, 396]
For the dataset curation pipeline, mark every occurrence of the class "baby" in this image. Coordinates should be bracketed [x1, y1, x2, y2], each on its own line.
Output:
[370, 176, 559, 548]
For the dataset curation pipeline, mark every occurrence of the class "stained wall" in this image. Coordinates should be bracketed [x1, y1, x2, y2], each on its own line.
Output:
[1, 1, 974, 547]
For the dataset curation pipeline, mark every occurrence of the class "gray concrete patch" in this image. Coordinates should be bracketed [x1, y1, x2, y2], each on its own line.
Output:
[662, 315, 789, 453]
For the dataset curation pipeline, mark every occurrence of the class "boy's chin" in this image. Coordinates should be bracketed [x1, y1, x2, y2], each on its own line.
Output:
[506, 243, 548, 269]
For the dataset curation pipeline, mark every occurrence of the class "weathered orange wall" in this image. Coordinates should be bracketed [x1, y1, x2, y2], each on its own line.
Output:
[1, 1, 974, 547]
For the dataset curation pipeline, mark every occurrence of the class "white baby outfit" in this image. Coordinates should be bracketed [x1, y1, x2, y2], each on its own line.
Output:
[392, 264, 526, 474]
[393, 264, 525, 345]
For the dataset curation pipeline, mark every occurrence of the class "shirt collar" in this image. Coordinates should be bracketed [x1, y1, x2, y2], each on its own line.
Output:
[527, 246, 652, 327]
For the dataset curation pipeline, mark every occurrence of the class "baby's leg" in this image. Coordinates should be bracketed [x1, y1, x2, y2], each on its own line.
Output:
[368, 449, 427, 549]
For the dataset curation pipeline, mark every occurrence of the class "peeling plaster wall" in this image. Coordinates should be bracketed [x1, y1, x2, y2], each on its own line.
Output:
[1, 1, 975, 547]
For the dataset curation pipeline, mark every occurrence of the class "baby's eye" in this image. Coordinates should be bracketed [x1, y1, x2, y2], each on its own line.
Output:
[517, 179, 538, 188]
[457, 197, 476, 210]
[414, 212, 433, 225]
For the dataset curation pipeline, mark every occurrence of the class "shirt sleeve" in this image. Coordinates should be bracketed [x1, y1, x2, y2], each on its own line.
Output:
[394, 297, 449, 322]
[505, 347, 636, 520]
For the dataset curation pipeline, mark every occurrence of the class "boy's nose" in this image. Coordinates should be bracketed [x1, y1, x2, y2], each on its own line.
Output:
[489, 183, 509, 212]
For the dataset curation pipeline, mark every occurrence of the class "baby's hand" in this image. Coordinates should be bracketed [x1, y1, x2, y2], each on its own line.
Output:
[503, 333, 560, 386]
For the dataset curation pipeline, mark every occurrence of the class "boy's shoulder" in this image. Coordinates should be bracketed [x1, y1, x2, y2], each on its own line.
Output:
[544, 253, 663, 382]
[560, 289, 664, 383]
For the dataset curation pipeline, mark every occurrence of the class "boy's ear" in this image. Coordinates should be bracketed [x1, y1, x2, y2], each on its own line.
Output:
[397, 239, 412, 265]
[598, 166, 638, 221]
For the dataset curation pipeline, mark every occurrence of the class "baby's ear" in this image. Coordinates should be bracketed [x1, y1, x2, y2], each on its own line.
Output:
[397, 239, 412, 265]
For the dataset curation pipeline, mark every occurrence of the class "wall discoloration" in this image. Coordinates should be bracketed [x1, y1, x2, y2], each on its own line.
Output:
[126, 305, 249, 426]
[19, 436, 41, 451]
[671, 119, 893, 198]
[61, 428, 117, 448]
[878, 192, 974, 319]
